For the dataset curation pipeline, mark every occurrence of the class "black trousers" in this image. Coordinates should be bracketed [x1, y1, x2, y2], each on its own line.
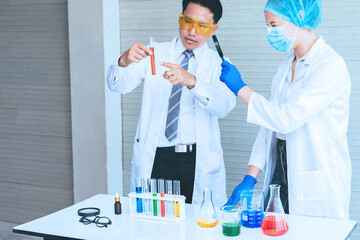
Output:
[150, 145, 196, 203]
[264, 139, 289, 213]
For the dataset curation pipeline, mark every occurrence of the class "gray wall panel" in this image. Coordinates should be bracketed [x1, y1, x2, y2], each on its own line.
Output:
[0, 0, 73, 223]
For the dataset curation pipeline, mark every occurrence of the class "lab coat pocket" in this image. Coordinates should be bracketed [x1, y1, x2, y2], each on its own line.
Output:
[294, 169, 328, 201]
[132, 140, 155, 174]
[205, 151, 222, 175]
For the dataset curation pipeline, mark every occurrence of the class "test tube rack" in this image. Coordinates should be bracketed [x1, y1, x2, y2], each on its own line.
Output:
[128, 192, 186, 222]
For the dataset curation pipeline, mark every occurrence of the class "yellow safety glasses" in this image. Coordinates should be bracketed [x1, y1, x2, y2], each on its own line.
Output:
[178, 14, 215, 36]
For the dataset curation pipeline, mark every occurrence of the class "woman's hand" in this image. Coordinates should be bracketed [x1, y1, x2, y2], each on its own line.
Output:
[220, 61, 246, 96]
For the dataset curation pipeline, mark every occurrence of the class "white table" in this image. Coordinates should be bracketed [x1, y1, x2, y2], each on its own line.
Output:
[13, 194, 357, 240]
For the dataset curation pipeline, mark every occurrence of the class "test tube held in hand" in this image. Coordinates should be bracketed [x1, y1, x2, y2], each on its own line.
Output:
[158, 178, 165, 217]
[173, 180, 181, 217]
[150, 37, 156, 75]
[151, 178, 158, 216]
[135, 177, 143, 213]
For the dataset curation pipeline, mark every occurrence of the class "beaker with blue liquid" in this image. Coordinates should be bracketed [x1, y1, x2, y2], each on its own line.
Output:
[240, 189, 264, 228]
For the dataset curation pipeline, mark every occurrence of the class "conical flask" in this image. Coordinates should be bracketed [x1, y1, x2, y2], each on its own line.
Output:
[197, 188, 218, 228]
[261, 184, 288, 236]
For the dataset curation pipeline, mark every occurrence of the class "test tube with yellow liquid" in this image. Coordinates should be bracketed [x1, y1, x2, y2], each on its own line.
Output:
[197, 188, 218, 228]
[173, 180, 181, 217]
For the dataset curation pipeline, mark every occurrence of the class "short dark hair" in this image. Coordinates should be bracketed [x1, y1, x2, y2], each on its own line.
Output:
[182, 0, 223, 24]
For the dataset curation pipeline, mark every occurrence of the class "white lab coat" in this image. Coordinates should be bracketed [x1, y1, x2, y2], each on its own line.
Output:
[248, 37, 351, 219]
[107, 36, 236, 206]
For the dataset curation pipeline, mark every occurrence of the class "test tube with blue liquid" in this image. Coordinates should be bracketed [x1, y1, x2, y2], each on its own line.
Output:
[135, 177, 143, 213]
[151, 178, 158, 216]
[165, 179, 173, 217]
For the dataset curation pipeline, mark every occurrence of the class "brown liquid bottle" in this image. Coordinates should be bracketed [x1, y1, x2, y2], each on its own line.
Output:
[115, 193, 122, 215]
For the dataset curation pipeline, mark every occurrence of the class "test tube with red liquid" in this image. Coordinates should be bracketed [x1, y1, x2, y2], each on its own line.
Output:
[150, 37, 156, 75]
[158, 178, 165, 217]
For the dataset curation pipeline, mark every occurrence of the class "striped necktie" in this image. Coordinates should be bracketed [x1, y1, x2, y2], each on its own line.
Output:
[165, 50, 194, 142]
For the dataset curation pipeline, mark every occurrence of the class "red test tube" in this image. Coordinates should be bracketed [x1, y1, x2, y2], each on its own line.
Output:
[150, 37, 156, 75]
[158, 178, 165, 217]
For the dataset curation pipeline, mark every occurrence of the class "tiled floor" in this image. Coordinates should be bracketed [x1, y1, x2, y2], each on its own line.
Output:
[0, 221, 40, 240]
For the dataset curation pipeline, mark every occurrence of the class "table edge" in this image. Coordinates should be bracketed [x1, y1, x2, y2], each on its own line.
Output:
[13, 227, 84, 240]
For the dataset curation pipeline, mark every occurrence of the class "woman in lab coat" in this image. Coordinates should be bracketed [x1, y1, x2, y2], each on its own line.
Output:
[221, 0, 352, 219]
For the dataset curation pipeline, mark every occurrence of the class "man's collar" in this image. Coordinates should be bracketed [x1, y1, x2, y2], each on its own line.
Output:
[174, 36, 208, 59]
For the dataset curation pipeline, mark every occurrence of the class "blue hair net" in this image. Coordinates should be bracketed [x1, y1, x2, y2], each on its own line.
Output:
[264, 0, 323, 30]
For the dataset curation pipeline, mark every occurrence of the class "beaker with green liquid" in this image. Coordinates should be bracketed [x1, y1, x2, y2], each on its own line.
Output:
[220, 205, 240, 237]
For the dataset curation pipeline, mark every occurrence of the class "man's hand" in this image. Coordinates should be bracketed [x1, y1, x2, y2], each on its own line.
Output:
[118, 43, 152, 67]
[161, 62, 196, 89]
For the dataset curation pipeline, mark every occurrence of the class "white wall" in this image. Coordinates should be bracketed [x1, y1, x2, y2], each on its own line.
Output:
[68, 0, 123, 202]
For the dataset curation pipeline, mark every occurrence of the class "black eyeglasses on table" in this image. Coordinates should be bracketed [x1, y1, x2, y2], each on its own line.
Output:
[79, 215, 112, 228]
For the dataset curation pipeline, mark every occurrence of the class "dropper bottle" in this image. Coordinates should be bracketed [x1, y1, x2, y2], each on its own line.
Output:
[115, 193, 122, 215]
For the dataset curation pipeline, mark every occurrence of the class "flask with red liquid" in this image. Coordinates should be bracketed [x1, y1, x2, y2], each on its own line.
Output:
[261, 184, 288, 236]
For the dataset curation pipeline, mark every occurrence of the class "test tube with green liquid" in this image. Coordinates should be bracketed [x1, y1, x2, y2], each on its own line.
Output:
[151, 178, 158, 216]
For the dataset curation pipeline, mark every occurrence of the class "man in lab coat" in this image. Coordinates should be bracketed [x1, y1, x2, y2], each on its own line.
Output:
[107, 0, 236, 205]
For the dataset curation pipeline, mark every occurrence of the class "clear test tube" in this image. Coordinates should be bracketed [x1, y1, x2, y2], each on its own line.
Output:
[135, 177, 143, 213]
[173, 180, 181, 217]
[165, 179, 173, 216]
[150, 178, 158, 216]
[143, 178, 151, 215]
[158, 178, 165, 217]
[150, 37, 156, 75]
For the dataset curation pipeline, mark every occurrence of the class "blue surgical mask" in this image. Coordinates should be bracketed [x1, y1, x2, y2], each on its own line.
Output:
[267, 24, 298, 52]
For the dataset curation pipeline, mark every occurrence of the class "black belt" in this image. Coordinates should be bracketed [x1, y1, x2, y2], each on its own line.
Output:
[158, 144, 196, 153]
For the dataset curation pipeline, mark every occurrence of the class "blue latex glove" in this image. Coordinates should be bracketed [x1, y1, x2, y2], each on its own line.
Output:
[220, 61, 246, 96]
[224, 175, 257, 206]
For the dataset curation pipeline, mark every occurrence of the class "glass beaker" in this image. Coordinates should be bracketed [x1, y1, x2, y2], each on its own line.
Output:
[261, 184, 288, 236]
[220, 205, 240, 236]
[240, 189, 264, 228]
[197, 188, 218, 228]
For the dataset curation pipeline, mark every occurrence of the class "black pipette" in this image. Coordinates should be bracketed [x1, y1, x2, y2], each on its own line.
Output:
[212, 35, 225, 62]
